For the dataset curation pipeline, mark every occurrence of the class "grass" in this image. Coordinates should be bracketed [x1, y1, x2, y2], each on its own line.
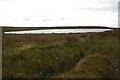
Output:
[54, 31, 118, 78]
[2, 29, 118, 78]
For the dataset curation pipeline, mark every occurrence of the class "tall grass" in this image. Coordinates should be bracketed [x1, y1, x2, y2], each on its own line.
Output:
[2, 30, 118, 78]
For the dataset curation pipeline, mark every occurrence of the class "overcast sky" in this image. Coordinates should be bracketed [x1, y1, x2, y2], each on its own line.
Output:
[0, 0, 119, 27]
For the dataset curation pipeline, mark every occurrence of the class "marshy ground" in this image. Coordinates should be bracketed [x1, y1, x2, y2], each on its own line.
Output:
[2, 29, 118, 78]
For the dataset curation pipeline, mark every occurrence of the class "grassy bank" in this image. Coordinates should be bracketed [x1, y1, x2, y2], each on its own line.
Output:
[2, 29, 118, 78]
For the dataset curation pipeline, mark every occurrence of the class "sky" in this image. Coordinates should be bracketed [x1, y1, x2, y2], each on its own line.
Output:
[0, 0, 119, 27]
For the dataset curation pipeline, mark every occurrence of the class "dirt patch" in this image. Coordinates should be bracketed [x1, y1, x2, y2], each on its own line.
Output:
[16, 43, 35, 51]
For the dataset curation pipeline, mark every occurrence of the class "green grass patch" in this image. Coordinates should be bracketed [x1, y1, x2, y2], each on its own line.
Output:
[2, 29, 118, 78]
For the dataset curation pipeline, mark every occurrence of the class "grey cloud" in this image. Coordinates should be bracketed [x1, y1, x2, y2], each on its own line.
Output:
[0, 0, 5, 1]
[24, 18, 30, 21]
[76, 0, 118, 13]
[76, 5, 117, 13]
[0, 0, 9, 2]
[42, 19, 52, 22]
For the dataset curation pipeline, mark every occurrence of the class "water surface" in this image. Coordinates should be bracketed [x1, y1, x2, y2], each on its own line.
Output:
[5, 29, 112, 34]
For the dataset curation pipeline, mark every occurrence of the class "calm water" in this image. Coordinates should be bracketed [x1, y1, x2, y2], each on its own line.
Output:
[5, 29, 112, 34]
